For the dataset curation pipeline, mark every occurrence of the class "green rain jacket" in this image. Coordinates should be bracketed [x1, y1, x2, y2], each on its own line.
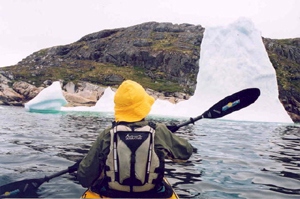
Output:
[77, 120, 193, 188]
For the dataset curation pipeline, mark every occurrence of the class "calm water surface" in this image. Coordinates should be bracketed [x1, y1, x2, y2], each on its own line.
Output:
[0, 105, 299, 199]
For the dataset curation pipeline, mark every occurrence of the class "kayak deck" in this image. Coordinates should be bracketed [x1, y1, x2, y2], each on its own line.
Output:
[80, 178, 179, 199]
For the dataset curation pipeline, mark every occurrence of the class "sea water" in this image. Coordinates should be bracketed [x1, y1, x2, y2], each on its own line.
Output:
[0, 105, 299, 199]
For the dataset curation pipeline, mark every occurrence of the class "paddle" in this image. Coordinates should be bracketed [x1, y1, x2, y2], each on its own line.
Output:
[0, 161, 79, 198]
[0, 87, 260, 198]
[167, 88, 260, 132]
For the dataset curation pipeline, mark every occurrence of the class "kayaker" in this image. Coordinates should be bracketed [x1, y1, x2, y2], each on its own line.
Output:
[77, 80, 193, 198]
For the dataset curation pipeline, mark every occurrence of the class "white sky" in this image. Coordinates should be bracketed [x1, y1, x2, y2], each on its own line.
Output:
[0, 0, 299, 67]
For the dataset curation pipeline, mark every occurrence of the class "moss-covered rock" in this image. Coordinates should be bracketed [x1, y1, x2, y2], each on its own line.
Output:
[263, 38, 300, 122]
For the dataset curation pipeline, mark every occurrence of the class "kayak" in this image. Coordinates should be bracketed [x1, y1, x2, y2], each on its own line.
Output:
[80, 177, 179, 198]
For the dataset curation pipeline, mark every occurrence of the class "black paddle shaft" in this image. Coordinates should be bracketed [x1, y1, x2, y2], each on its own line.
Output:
[167, 88, 260, 132]
[0, 166, 73, 198]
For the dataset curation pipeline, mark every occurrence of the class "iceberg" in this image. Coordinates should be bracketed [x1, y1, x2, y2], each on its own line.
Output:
[199, 18, 293, 123]
[25, 81, 67, 112]
[93, 87, 115, 112]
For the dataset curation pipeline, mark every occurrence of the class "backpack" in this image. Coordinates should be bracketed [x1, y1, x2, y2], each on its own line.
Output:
[105, 122, 163, 192]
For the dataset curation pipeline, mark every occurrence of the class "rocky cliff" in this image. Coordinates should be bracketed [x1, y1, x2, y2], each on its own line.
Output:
[0, 22, 299, 122]
[263, 38, 300, 122]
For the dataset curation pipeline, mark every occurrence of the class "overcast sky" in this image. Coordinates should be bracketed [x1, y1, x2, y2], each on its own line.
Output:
[0, 0, 299, 67]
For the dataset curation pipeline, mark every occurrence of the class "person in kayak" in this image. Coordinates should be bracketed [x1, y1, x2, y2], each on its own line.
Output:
[77, 80, 193, 198]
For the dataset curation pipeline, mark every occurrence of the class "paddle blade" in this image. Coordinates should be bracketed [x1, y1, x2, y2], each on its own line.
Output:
[0, 178, 43, 198]
[202, 88, 260, 119]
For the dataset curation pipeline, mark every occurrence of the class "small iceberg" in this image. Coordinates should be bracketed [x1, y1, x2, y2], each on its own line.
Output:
[93, 87, 115, 112]
[25, 81, 68, 113]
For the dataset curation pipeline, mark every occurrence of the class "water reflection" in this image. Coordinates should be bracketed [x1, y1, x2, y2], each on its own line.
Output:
[255, 125, 300, 196]
[165, 163, 202, 198]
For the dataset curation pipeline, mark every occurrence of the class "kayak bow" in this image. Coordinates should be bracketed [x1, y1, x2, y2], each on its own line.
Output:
[80, 177, 179, 199]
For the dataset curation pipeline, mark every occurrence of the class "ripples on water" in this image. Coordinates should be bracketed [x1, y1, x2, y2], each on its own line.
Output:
[0, 105, 299, 198]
